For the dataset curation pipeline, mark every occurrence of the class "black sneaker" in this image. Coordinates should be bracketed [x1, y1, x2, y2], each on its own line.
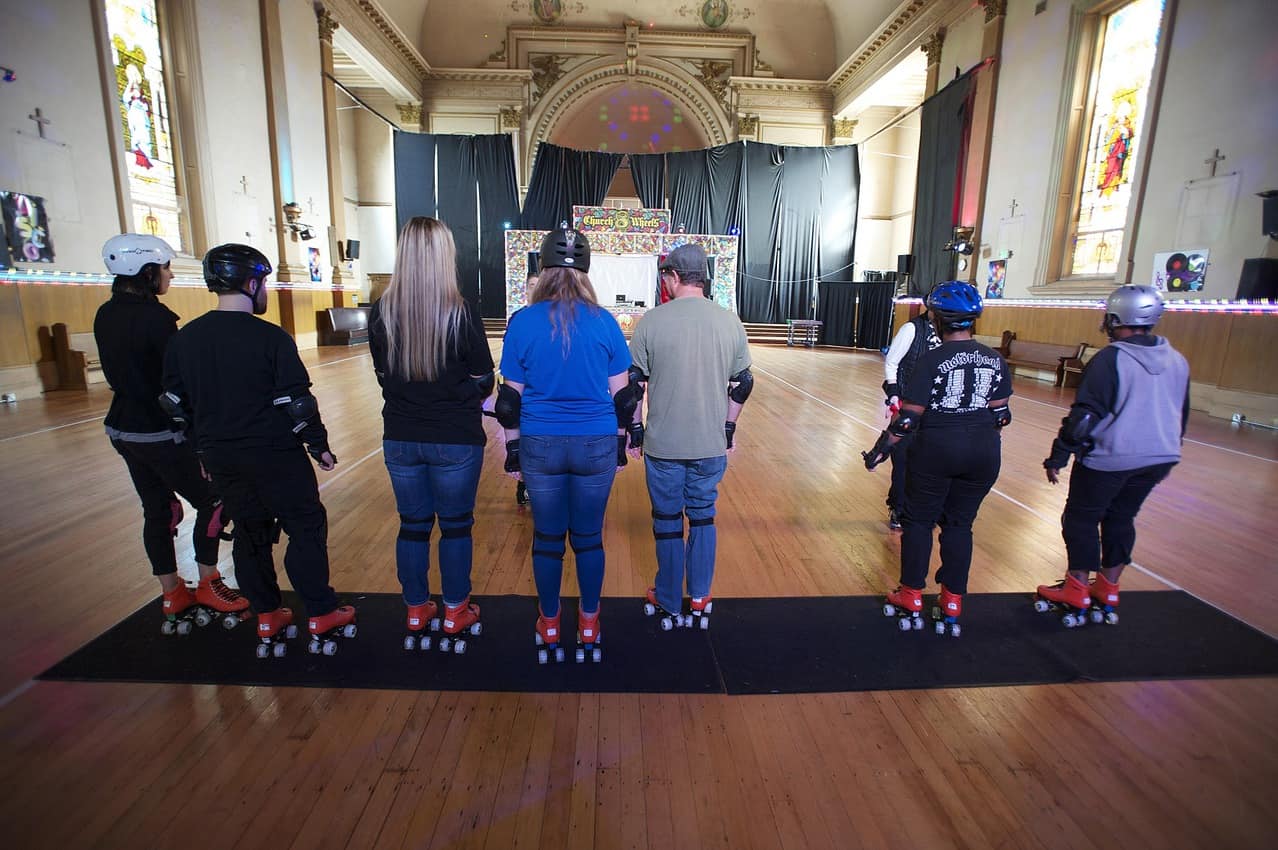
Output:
[888, 509, 902, 531]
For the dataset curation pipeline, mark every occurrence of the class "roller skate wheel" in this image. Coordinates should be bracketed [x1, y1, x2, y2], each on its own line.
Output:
[176, 620, 193, 636]
[883, 604, 896, 617]
[698, 617, 710, 630]
[575, 647, 586, 663]
[469, 622, 482, 636]
[1033, 599, 1050, 613]
[285, 624, 299, 639]
[535, 632, 545, 646]
[951, 623, 962, 638]
[897, 617, 912, 632]
[935, 620, 946, 635]
[554, 647, 565, 663]
[911, 616, 924, 630]
[592, 647, 602, 663]
[660, 617, 674, 631]
[194, 609, 213, 628]
[1090, 609, 1104, 624]
[342, 623, 357, 639]
[1105, 611, 1119, 625]
[255, 644, 269, 659]
[1062, 614, 1078, 628]
[439, 637, 452, 653]
[454, 640, 467, 655]
[421, 636, 433, 651]
[701, 602, 713, 615]
[429, 618, 441, 632]
[161, 620, 176, 636]
[221, 615, 239, 630]
[404, 635, 418, 651]
[272, 641, 287, 658]
[308, 639, 322, 654]
[643, 602, 657, 616]
[322, 640, 337, 656]
[538, 649, 548, 665]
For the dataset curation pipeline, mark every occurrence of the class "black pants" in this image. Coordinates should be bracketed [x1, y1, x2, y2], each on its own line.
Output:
[899, 427, 1001, 594]
[886, 432, 915, 510]
[1062, 460, 1175, 572]
[201, 445, 338, 618]
[111, 437, 222, 575]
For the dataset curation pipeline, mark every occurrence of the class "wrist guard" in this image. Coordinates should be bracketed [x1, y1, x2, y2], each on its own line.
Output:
[724, 421, 737, 449]
[616, 434, 628, 468]
[503, 439, 520, 474]
[882, 380, 901, 402]
[1043, 439, 1072, 471]
[626, 421, 645, 450]
[862, 429, 893, 470]
[307, 444, 335, 465]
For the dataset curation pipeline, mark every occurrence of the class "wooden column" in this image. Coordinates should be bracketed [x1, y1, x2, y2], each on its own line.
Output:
[962, 0, 1008, 284]
[315, 5, 350, 287]
[258, 0, 307, 284]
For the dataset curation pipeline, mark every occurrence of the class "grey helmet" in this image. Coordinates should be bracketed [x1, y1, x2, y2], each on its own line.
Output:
[1104, 285, 1165, 329]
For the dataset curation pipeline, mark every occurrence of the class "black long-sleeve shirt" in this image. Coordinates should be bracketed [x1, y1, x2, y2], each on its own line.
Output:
[368, 300, 494, 445]
[94, 292, 181, 439]
[162, 310, 327, 452]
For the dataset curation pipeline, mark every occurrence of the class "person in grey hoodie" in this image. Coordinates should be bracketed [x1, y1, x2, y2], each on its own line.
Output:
[1034, 285, 1189, 626]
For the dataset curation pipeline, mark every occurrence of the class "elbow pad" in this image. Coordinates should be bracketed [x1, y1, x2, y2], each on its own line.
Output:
[614, 366, 646, 428]
[274, 393, 318, 434]
[887, 408, 920, 439]
[991, 405, 1011, 428]
[728, 368, 754, 404]
[1058, 408, 1097, 452]
[473, 371, 495, 399]
[495, 383, 521, 429]
[158, 391, 191, 431]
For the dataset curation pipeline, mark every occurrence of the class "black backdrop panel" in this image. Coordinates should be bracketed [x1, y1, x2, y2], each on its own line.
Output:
[475, 135, 521, 317]
[817, 282, 895, 350]
[629, 153, 666, 210]
[393, 132, 437, 232]
[436, 136, 480, 305]
[739, 143, 784, 322]
[910, 71, 976, 295]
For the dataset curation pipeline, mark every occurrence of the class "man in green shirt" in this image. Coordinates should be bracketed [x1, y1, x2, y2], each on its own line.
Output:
[626, 243, 753, 629]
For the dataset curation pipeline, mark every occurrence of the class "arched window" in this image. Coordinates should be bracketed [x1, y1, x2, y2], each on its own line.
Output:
[103, 0, 188, 252]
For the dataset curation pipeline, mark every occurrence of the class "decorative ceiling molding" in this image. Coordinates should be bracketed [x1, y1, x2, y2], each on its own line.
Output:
[324, 0, 431, 98]
[827, 0, 932, 91]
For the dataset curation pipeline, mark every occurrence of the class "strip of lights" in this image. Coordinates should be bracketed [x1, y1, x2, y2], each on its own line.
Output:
[894, 296, 1278, 315]
[0, 268, 360, 291]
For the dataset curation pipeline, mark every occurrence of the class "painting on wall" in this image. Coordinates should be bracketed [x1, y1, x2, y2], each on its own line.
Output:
[701, 0, 730, 29]
[308, 247, 324, 283]
[0, 191, 55, 264]
[1152, 248, 1208, 292]
[985, 259, 1006, 299]
[530, 0, 563, 25]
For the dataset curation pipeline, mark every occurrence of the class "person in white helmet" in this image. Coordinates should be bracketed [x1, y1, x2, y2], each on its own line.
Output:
[94, 234, 248, 634]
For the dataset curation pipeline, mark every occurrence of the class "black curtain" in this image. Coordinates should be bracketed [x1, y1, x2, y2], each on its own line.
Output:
[817, 282, 895, 350]
[474, 135, 520, 318]
[775, 147, 826, 320]
[738, 142, 785, 322]
[520, 142, 623, 230]
[393, 131, 437, 232]
[629, 153, 666, 210]
[436, 136, 480, 305]
[910, 70, 976, 296]
[667, 144, 743, 236]
[820, 145, 859, 283]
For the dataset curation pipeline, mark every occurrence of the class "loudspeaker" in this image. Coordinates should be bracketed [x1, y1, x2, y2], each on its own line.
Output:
[1263, 196, 1278, 239]
[527, 251, 540, 275]
[897, 254, 913, 277]
[1236, 258, 1278, 300]
[345, 239, 361, 260]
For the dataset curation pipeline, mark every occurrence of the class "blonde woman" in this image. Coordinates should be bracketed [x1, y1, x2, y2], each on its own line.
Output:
[370, 217, 496, 653]
[494, 228, 633, 663]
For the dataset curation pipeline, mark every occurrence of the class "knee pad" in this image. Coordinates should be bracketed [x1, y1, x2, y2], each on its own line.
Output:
[532, 529, 566, 560]
[397, 512, 435, 543]
[651, 509, 683, 540]
[168, 499, 184, 535]
[201, 500, 228, 540]
[568, 528, 603, 554]
[687, 516, 715, 528]
[438, 511, 475, 540]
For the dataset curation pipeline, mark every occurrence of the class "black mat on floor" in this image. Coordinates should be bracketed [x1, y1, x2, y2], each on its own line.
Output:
[36, 591, 1278, 695]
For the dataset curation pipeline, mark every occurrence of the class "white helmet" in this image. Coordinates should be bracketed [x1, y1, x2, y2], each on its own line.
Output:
[102, 233, 176, 276]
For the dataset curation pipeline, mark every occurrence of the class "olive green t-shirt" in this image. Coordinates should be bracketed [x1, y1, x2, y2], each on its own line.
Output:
[629, 296, 751, 460]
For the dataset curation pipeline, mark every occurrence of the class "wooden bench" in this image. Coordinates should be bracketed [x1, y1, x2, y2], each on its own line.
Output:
[317, 306, 369, 346]
[1060, 346, 1098, 388]
[35, 324, 103, 391]
[998, 331, 1087, 387]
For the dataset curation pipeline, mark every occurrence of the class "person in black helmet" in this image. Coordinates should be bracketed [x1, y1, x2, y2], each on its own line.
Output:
[161, 243, 355, 658]
[861, 281, 1012, 637]
[1034, 285, 1189, 628]
[95, 233, 248, 633]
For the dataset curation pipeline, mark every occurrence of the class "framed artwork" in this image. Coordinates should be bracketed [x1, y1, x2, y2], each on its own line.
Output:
[308, 247, 323, 283]
[985, 259, 1006, 299]
[0, 191, 55, 263]
[1152, 248, 1208, 292]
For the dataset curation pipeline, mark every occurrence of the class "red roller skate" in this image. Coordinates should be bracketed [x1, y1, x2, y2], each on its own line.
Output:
[1034, 575, 1092, 628]
[884, 585, 924, 631]
[195, 573, 250, 630]
[688, 595, 713, 630]
[255, 607, 299, 658]
[932, 586, 962, 637]
[404, 600, 440, 651]
[439, 598, 482, 655]
[535, 607, 565, 664]
[307, 605, 357, 655]
[642, 587, 689, 630]
[160, 584, 202, 635]
[576, 606, 602, 663]
[1089, 575, 1120, 625]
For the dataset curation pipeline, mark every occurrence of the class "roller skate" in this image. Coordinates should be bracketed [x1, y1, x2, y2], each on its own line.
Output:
[255, 607, 299, 658]
[883, 585, 924, 631]
[307, 605, 358, 655]
[576, 606, 602, 663]
[931, 586, 962, 637]
[403, 600, 440, 651]
[688, 595, 713, 630]
[515, 480, 530, 509]
[535, 608, 565, 664]
[1033, 575, 1091, 628]
[195, 573, 251, 630]
[160, 584, 205, 635]
[1088, 575, 1120, 625]
[643, 587, 689, 630]
[438, 598, 482, 655]
[887, 508, 902, 531]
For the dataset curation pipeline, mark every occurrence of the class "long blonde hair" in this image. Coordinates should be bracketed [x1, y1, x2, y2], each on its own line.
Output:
[381, 217, 466, 381]
[529, 266, 599, 350]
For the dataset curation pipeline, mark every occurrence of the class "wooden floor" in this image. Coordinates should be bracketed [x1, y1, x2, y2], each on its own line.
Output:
[1, 343, 1276, 849]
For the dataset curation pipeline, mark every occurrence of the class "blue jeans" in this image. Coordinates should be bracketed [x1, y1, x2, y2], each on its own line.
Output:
[383, 440, 484, 606]
[644, 455, 728, 613]
[520, 434, 618, 618]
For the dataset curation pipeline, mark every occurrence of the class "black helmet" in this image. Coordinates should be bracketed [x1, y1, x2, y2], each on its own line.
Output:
[1104, 284, 1164, 329]
[926, 281, 983, 329]
[203, 243, 272, 293]
[538, 228, 591, 273]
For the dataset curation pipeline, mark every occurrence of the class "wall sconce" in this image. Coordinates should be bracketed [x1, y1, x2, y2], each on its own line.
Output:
[281, 202, 315, 240]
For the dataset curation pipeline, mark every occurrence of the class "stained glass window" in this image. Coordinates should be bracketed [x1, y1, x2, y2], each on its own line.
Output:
[104, 0, 184, 252]
[1067, 0, 1163, 277]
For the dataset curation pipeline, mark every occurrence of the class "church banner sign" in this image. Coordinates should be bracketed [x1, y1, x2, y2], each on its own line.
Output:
[572, 206, 671, 234]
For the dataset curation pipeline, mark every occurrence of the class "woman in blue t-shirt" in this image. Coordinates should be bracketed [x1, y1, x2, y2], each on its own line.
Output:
[496, 228, 632, 663]
[370, 217, 496, 654]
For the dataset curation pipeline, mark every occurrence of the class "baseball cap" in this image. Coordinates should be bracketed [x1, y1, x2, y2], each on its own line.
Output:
[660, 243, 708, 279]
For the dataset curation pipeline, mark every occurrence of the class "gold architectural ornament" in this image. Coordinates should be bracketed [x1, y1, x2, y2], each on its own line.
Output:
[488, 39, 508, 64]
[737, 115, 758, 136]
[753, 48, 773, 75]
[694, 59, 733, 111]
[625, 21, 639, 76]
[315, 7, 339, 43]
[981, 0, 1008, 22]
[499, 106, 522, 130]
[530, 53, 567, 102]
[921, 28, 947, 65]
[829, 0, 929, 90]
[833, 118, 857, 138]
[396, 103, 422, 125]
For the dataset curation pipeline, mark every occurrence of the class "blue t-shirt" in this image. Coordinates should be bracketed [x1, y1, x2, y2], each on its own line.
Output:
[499, 301, 631, 436]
